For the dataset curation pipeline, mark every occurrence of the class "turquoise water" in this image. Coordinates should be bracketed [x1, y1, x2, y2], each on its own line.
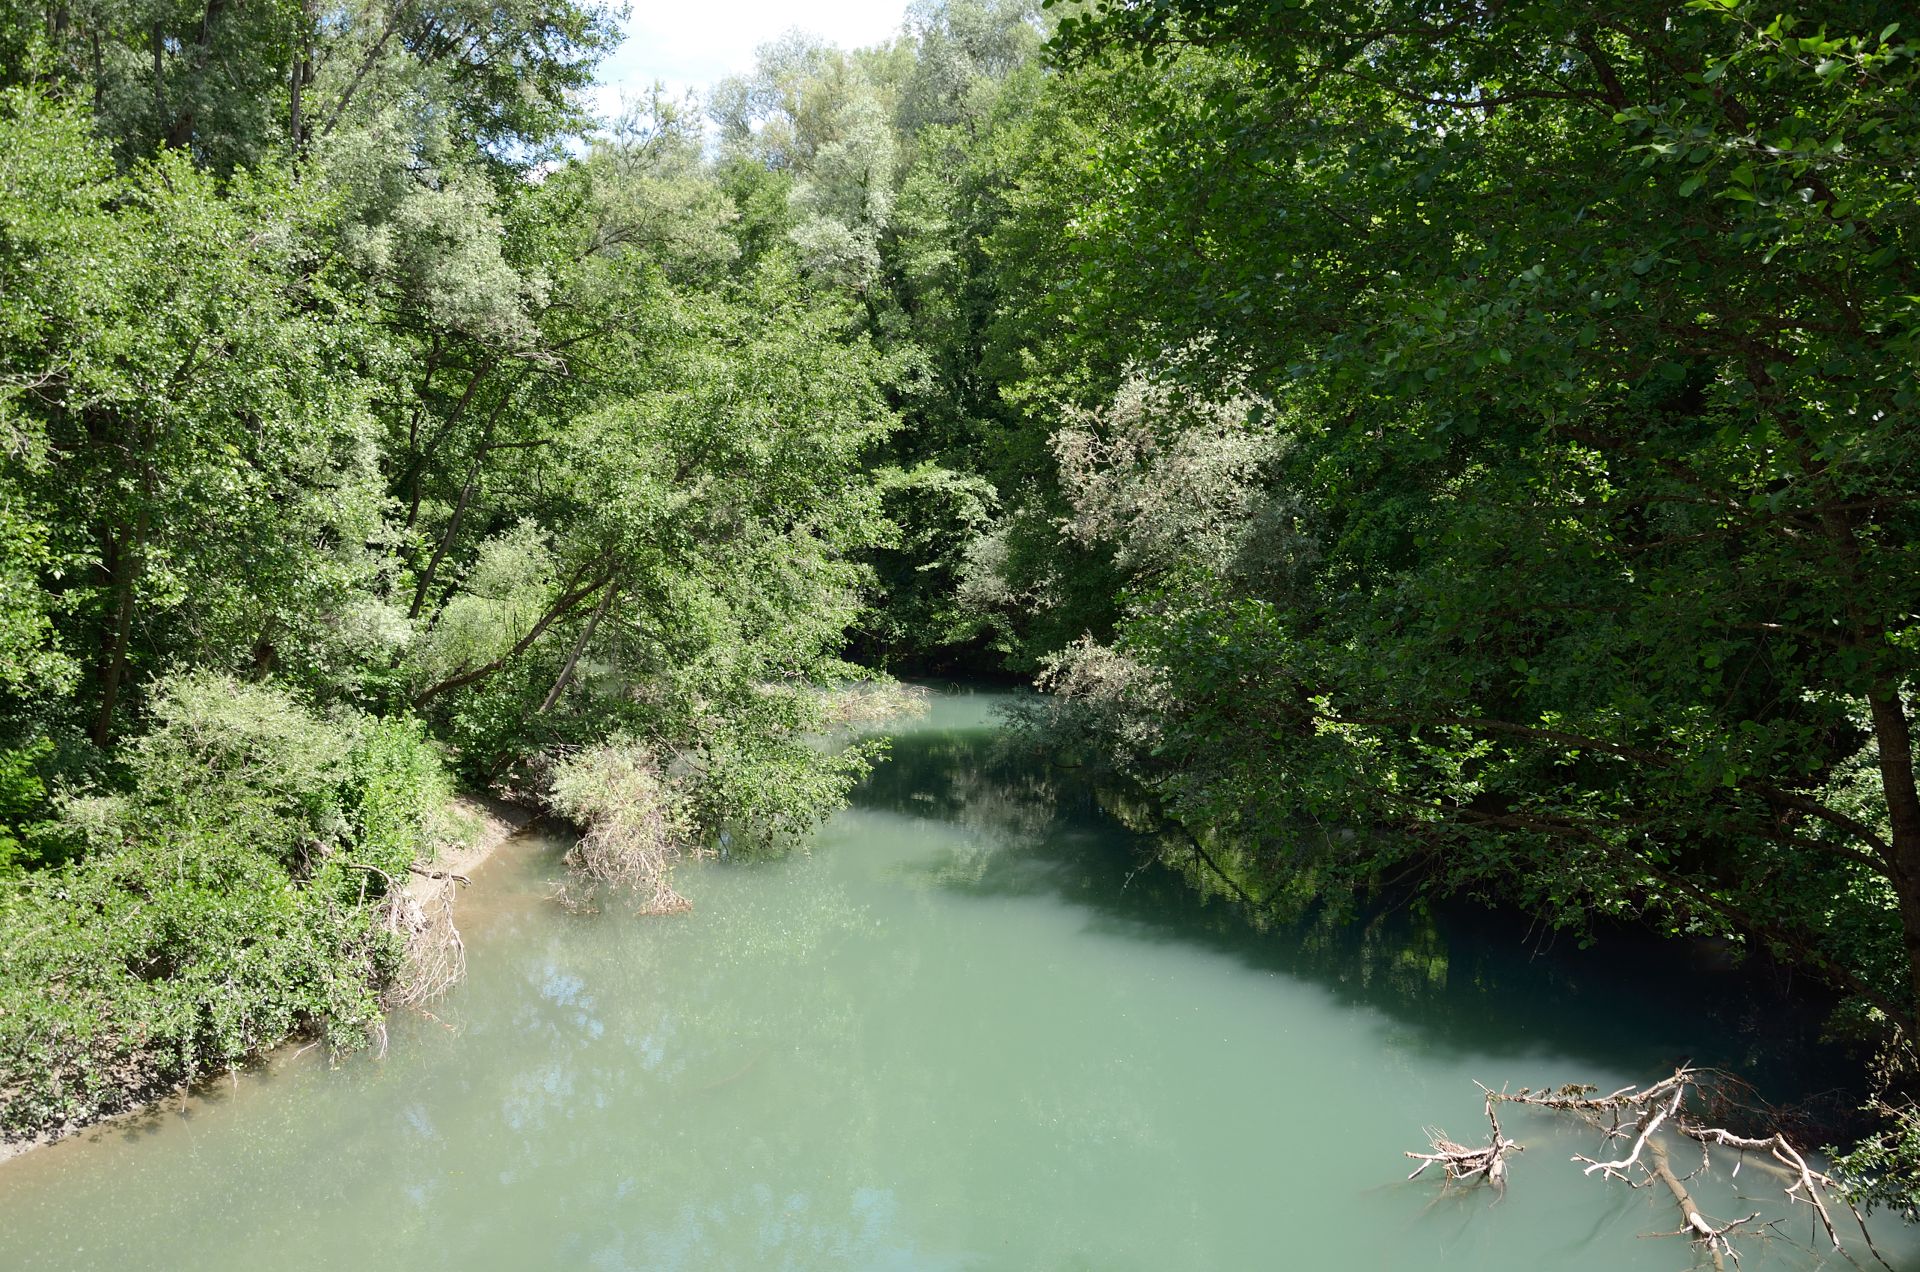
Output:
[0, 690, 1906, 1269]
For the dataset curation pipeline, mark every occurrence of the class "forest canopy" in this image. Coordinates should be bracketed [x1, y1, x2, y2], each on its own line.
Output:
[2, 0, 1920, 1212]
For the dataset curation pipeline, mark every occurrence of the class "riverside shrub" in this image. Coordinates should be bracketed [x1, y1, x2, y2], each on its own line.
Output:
[0, 675, 446, 1139]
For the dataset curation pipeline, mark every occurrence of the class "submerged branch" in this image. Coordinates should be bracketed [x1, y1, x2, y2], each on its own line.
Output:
[1406, 1070, 1894, 1270]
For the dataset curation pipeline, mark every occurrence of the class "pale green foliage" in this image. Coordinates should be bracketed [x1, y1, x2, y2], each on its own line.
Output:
[1034, 635, 1169, 759]
[681, 710, 882, 855]
[390, 173, 545, 347]
[898, 0, 1046, 132]
[1051, 371, 1279, 577]
[709, 32, 853, 170]
[709, 33, 906, 291]
[787, 88, 899, 290]
[119, 671, 357, 855]
[549, 740, 693, 911]
[814, 679, 935, 729]
[326, 123, 543, 348]
[584, 95, 742, 281]
[413, 522, 557, 686]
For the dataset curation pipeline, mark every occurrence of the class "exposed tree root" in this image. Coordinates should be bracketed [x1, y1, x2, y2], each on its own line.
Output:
[387, 872, 467, 1008]
[342, 861, 470, 1007]
[1407, 1069, 1893, 1270]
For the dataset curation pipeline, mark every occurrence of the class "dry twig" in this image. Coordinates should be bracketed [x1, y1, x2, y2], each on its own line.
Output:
[1406, 1069, 1893, 1271]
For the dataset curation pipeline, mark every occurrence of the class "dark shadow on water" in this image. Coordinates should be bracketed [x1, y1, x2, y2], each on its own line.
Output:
[855, 718, 1872, 1130]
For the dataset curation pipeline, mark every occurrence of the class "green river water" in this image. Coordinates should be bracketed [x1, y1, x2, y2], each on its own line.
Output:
[0, 690, 1911, 1270]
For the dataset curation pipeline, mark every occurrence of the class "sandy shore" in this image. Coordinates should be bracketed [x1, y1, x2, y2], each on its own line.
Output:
[423, 793, 537, 895]
[0, 792, 537, 1168]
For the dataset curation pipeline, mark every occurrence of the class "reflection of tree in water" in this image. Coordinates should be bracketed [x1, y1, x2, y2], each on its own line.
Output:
[855, 721, 1068, 845]
[861, 718, 1867, 1118]
[325, 831, 927, 1269]
[280, 711, 1878, 1268]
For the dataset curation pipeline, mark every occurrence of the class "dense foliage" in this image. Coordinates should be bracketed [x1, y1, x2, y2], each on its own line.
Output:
[994, 0, 1920, 1201]
[4, 0, 1919, 1208]
[0, 675, 445, 1133]
[652, 0, 1920, 1206]
[0, 0, 904, 1138]
[1018, 0, 1920, 1022]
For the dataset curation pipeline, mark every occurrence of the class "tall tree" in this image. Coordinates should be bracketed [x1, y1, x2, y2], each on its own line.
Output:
[999, 0, 1920, 1033]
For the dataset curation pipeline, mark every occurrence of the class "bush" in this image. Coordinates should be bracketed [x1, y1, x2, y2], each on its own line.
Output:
[1835, 1101, 1920, 1222]
[0, 830, 396, 1134]
[119, 670, 359, 864]
[549, 741, 694, 914]
[0, 738, 63, 876]
[0, 673, 448, 1140]
[347, 716, 453, 877]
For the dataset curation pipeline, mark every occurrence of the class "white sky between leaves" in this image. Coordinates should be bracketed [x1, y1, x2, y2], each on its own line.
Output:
[593, 1, 917, 119]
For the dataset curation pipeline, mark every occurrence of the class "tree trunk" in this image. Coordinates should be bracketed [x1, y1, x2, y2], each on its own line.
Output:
[290, 0, 315, 169]
[401, 361, 490, 534]
[1814, 498, 1920, 1035]
[150, 23, 165, 119]
[91, 505, 148, 748]
[411, 569, 615, 708]
[163, 0, 229, 149]
[1867, 681, 1920, 1032]
[408, 460, 480, 620]
[537, 587, 614, 714]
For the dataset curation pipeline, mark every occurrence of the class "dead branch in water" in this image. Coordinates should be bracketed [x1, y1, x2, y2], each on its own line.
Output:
[1405, 1092, 1523, 1191]
[1406, 1069, 1894, 1271]
[548, 741, 699, 916]
[812, 680, 934, 730]
[388, 872, 467, 1007]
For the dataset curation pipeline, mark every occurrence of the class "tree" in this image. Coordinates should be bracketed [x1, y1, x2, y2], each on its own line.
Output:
[1004, 0, 1920, 1035]
[2, 0, 615, 170]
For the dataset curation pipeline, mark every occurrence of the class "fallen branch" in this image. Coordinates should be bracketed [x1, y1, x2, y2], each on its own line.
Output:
[1644, 1133, 1747, 1272]
[1405, 1092, 1523, 1191]
[1575, 1084, 1685, 1180]
[339, 861, 470, 1005]
[1406, 1069, 1892, 1270]
[1678, 1123, 1895, 1267]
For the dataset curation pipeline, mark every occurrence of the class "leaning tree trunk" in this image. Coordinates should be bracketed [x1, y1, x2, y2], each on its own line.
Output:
[91, 505, 148, 748]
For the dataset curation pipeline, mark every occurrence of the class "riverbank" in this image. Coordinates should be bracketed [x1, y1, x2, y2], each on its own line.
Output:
[424, 793, 537, 896]
[6, 690, 1906, 1271]
[0, 792, 536, 1169]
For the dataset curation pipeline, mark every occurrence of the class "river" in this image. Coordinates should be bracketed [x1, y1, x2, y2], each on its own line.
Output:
[0, 689, 1907, 1269]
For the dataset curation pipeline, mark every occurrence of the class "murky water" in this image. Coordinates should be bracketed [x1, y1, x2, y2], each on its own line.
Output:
[0, 691, 1908, 1269]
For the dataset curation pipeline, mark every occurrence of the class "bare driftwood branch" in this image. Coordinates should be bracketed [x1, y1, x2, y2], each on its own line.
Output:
[341, 860, 471, 1006]
[1575, 1084, 1684, 1180]
[1404, 1091, 1522, 1190]
[1407, 1069, 1893, 1271]
[407, 863, 471, 886]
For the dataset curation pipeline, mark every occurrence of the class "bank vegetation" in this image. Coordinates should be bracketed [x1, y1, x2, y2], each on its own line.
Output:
[4, 0, 1920, 1213]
